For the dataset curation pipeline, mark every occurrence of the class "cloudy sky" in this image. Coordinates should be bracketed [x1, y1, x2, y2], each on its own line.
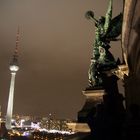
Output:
[0, 0, 123, 119]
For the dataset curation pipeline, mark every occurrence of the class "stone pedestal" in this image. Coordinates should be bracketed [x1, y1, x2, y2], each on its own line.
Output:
[78, 89, 105, 123]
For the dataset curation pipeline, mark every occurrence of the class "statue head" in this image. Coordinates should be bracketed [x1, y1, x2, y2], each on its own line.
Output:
[98, 16, 105, 25]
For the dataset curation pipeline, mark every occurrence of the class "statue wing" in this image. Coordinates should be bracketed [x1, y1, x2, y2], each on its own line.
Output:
[106, 13, 123, 40]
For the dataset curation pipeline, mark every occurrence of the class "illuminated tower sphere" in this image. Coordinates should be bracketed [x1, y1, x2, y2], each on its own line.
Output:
[6, 28, 20, 130]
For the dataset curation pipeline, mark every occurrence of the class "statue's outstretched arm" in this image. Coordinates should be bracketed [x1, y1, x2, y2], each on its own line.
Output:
[104, 0, 113, 34]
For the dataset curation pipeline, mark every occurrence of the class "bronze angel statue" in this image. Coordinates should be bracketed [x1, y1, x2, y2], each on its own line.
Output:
[86, 0, 123, 88]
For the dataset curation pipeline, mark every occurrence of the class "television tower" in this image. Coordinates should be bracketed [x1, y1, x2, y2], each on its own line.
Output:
[6, 28, 20, 129]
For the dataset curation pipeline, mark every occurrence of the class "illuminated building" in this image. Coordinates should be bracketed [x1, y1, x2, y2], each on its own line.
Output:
[6, 28, 20, 130]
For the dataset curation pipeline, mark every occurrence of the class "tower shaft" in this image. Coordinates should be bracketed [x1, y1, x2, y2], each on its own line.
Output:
[6, 72, 16, 129]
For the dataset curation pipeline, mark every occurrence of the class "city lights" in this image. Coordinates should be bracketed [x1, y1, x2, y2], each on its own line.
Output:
[0, 114, 75, 139]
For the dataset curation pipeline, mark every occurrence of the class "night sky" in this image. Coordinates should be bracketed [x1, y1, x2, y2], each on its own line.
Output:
[0, 0, 123, 119]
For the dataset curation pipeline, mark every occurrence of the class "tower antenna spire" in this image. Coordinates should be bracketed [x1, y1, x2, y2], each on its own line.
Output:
[15, 26, 20, 56]
[10, 27, 20, 67]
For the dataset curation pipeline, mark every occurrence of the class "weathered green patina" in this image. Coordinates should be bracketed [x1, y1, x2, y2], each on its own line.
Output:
[86, 0, 122, 88]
